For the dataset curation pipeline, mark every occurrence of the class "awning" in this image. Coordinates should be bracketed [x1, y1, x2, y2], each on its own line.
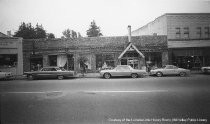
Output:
[118, 43, 145, 59]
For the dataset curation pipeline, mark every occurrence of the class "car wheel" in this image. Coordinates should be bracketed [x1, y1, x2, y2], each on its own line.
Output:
[58, 75, 64, 80]
[104, 73, 111, 79]
[180, 72, 186, 77]
[28, 75, 34, 80]
[204, 69, 208, 74]
[131, 73, 138, 78]
[156, 72, 163, 77]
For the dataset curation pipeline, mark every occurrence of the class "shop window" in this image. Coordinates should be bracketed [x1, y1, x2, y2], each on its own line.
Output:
[30, 57, 43, 71]
[96, 54, 115, 70]
[196, 27, 202, 38]
[121, 59, 127, 65]
[204, 27, 210, 38]
[175, 27, 181, 38]
[49, 55, 57, 66]
[183, 27, 189, 39]
[0, 54, 17, 68]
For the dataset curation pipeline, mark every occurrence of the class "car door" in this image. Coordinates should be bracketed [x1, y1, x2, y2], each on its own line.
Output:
[115, 66, 131, 76]
[172, 66, 179, 75]
[38, 68, 54, 79]
[37, 68, 49, 78]
[164, 65, 175, 75]
[49, 68, 59, 78]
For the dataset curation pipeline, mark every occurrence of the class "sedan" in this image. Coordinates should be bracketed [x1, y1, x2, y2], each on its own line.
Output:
[201, 66, 210, 74]
[24, 66, 75, 80]
[0, 71, 13, 80]
[100, 65, 147, 79]
[150, 65, 190, 77]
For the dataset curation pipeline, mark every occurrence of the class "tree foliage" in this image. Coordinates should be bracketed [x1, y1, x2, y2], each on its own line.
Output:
[47, 33, 55, 39]
[62, 29, 78, 39]
[35, 23, 46, 38]
[86, 20, 102, 37]
[77, 56, 88, 68]
[14, 22, 47, 39]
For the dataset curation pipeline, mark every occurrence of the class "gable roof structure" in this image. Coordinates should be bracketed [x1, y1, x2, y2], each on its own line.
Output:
[0, 32, 8, 37]
[118, 42, 145, 59]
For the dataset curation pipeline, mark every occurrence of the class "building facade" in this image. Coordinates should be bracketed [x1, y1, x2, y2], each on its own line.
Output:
[132, 13, 210, 69]
[23, 35, 168, 73]
[0, 36, 23, 75]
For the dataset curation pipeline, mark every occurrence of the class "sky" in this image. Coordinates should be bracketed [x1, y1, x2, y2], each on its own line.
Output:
[0, 0, 210, 38]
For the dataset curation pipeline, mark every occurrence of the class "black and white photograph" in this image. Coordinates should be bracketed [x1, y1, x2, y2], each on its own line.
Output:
[0, 0, 210, 123]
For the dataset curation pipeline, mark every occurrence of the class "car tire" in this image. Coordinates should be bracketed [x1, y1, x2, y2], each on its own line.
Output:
[156, 72, 163, 77]
[180, 72, 186, 77]
[58, 75, 64, 80]
[131, 73, 138, 78]
[28, 75, 34, 80]
[204, 69, 208, 74]
[104, 73, 111, 79]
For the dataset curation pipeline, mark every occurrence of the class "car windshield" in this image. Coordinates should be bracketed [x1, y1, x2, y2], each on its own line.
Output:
[162, 65, 166, 68]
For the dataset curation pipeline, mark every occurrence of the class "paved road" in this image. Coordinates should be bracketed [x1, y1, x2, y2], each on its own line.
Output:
[1, 74, 210, 124]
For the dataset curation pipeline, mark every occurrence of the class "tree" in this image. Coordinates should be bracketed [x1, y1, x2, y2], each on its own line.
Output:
[35, 23, 46, 38]
[14, 22, 36, 39]
[62, 29, 77, 39]
[78, 32, 82, 38]
[86, 20, 102, 37]
[14, 22, 47, 39]
[47, 33, 55, 39]
[77, 56, 88, 76]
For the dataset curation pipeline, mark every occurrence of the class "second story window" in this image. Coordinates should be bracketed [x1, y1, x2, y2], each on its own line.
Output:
[175, 27, 181, 38]
[204, 27, 210, 38]
[196, 27, 202, 38]
[183, 27, 189, 39]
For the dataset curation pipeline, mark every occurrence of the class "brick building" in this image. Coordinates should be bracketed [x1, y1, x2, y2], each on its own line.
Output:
[23, 27, 167, 72]
[132, 13, 210, 69]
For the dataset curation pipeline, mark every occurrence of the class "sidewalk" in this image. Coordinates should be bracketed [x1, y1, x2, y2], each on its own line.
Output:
[76, 73, 101, 78]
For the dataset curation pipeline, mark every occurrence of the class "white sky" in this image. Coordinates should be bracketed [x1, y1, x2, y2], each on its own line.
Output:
[0, 0, 210, 38]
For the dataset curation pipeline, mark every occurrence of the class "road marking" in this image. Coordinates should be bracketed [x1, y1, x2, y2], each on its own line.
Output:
[1, 90, 168, 94]
[84, 90, 168, 93]
[0, 91, 63, 94]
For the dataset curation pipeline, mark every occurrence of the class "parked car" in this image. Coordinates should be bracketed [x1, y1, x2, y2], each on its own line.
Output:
[24, 67, 75, 80]
[150, 65, 190, 77]
[100, 65, 147, 79]
[0, 71, 13, 80]
[201, 66, 210, 74]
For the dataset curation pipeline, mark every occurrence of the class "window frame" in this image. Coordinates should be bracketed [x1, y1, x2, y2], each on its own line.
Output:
[183, 27, 189, 39]
[196, 27, 202, 38]
[204, 27, 210, 38]
[175, 27, 181, 38]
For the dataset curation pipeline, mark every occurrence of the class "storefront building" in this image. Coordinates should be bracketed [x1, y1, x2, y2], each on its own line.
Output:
[168, 40, 210, 70]
[0, 36, 23, 75]
[132, 13, 210, 69]
[23, 34, 167, 72]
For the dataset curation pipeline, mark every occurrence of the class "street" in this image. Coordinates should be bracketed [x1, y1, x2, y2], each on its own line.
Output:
[1, 74, 210, 124]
